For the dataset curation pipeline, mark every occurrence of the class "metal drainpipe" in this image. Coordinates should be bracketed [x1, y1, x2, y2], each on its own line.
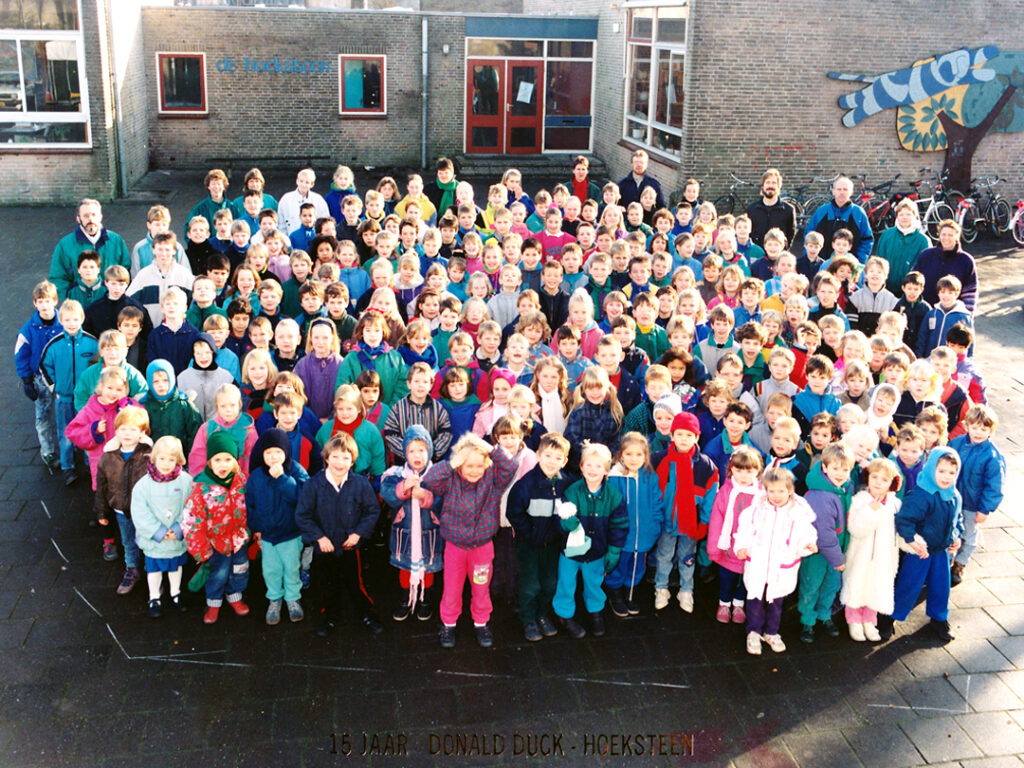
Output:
[421, 16, 428, 170]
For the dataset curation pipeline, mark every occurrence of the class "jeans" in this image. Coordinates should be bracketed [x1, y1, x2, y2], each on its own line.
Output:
[116, 512, 140, 570]
[260, 536, 303, 602]
[718, 566, 747, 604]
[893, 551, 951, 622]
[205, 547, 250, 606]
[55, 396, 77, 470]
[440, 541, 493, 626]
[553, 556, 606, 618]
[954, 512, 981, 566]
[31, 374, 57, 460]
[654, 530, 697, 592]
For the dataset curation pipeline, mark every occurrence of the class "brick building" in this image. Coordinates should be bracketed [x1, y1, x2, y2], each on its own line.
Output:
[3, 0, 1023, 205]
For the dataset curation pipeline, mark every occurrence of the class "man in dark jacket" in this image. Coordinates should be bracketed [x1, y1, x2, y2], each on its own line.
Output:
[746, 168, 797, 247]
[618, 149, 666, 209]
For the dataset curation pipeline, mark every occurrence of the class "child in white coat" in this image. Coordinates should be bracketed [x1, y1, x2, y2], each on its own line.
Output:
[840, 458, 901, 642]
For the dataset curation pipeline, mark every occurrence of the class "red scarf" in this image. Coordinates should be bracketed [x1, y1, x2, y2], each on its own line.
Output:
[332, 414, 363, 437]
[656, 445, 703, 539]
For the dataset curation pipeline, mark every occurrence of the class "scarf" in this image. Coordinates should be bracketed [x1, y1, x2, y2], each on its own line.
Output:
[331, 414, 363, 437]
[200, 468, 235, 489]
[657, 445, 702, 538]
[356, 340, 390, 371]
[895, 222, 919, 235]
[147, 460, 183, 483]
[436, 176, 458, 215]
[403, 463, 432, 610]
[717, 480, 761, 551]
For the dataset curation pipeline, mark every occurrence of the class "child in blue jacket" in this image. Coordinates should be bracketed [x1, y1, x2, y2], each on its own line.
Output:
[15, 281, 64, 472]
[890, 447, 964, 643]
[606, 432, 664, 618]
[246, 428, 309, 625]
[949, 405, 1006, 585]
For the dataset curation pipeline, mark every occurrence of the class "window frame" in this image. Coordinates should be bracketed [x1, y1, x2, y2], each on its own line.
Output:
[622, 3, 687, 163]
[155, 51, 207, 116]
[337, 54, 387, 117]
[0, 3, 91, 151]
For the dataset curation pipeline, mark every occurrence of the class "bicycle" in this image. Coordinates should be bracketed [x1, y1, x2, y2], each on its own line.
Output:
[712, 172, 755, 216]
[780, 173, 840, 231]
[850, 174, 903, 234]
[1010, 199, 1024, 246]
[951, 177, 1012, 243]
[912, 168, 960, 239]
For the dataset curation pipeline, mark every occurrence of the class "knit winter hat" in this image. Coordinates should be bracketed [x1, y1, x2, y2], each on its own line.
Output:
[206, 430, 239, 461]
[671, 411, 701, 436]
[489, 367, 517, 392]
[653, 393, 683, 418]
[403, 424, 434, 458]
[250, 427, 292, 474]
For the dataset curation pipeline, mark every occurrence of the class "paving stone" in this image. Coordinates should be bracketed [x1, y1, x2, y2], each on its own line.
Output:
[950, 579, 1002, 609]
[841, 724, 922, 768]
[946, 639, 1017, 673]
[949, 673, 1023, 712]
[980, 577, 1024, 605]
[782, 731, 862, 768]
[896, 677, 968, 715]
[958, 756, 1024, 768]
[898, 716, 982, 763]
[985, 605, 1024, 636]
[949, 608, 1011, 640]
[955, 711, 1024, 756]
[900, 646, 965, 677]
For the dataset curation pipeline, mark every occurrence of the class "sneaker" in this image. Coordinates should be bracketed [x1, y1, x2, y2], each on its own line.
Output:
[800, 624, 815, 644]
[715, 604, 731, 623]
[877, 614, 894, 641]
[762, 633, 787, 653]
[299, 569, 311, 590]
[265, 599, 282, 626]
[227, 599, 250, 616]
[607, 588, 628, 618]
[950, 561, 965, 587]
[439, 624, 456, 648]
[654, 588, 670, 610]
[203, 605, 219, 624]
[590, 611, 606, 637]
[102, 540, 118, 562]
[363, 615, 384, 635]
[848, 622, 866, 642]
[286, 601, 304, 622]
[560, 616, 586, 640]
[731, 605, 746, 624]
[822, 618, 840, 637]
[392, 601, 412, 622]
[625, 593, 640, 615]
[170, 593, 187, 613]
[863, 623, 881, 642]
[677, 590, 694, 613]
[415, 601, 433, 622]
[931, 619, 954, 643]
[148, 598, 162, 618]
[536, 615, 558, 637]
[62, 468, 77, 487]
[474, 623, 494, 648]
[523, 621, 542, 642]
[116, 568, 139, 595]
[746, 631, 762, 655]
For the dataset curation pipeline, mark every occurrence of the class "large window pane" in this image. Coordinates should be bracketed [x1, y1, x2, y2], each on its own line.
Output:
[343, 58, 383, 111]
[471, 64, 500, 116]
[655, 6, 687, 43]
[628, 45, 651, 119]
[21, 39, 80, 112]
[0, 0, 79, 31]
[651, 127, 680, 157]
[629, 8, 653, 40]
[547, 41, 593, 59]
[546, 60, 591, 116]
[654, 50, 683, 128]
[0, 120, 86, 143]
[466, 40, 542, 57]
[0, 40, 21, 111]
[160, 56, 204, 110]
[544, 126, 590, 151]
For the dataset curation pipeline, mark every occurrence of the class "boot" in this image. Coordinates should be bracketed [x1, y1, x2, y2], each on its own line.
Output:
[607, 587, 628, 617]
[950, 561, 965, 587]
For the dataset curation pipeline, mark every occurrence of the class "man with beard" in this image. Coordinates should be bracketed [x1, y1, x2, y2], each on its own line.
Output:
[746, 168, 797, 248]
[48, 199, 131, 299]
[618, 149, 666, 209]
[805, 176, 874, 263]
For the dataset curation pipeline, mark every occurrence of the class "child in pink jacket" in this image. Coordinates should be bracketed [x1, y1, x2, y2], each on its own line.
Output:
[65, 367, 141, 490]
[188, 383, 258, 475]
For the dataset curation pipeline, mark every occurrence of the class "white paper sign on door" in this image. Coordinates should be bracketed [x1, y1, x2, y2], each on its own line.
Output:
[516, 81, 534, 103]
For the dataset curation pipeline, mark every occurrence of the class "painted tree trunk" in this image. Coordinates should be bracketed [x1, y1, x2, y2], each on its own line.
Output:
[937, 84, 1017, 192]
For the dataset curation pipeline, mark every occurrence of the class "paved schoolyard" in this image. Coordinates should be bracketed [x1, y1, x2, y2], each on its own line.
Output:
[1, 170, 1023, 767]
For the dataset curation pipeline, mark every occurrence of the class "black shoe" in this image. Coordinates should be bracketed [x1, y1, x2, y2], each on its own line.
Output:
[800, 624, 815, 644]
[44, 454, 59, 474]
[439, 624, 456, 648]
[931, 619, 954, 643]
[607, 588, 628, 618]
[523, 621, 542, 642]
[536, 615, 558, 637]
[560, 616, 586, 640]
[475, 624, 494, 648]
[415, 601, 433, 621]
[314, 618, 336, 638]
[362, 615, 384, 635]
[148, 599, 162, 618]
[625, 592, 640, 615]
[950, 561, 964, 587]
[822, 618, 840, 637]
[392, 601, 412, 622]
[170, 593, 187, 613]
[590, 611, 606, 637]
[62, 468, 77, 487]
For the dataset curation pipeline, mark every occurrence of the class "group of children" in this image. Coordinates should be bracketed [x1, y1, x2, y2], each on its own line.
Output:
[14, 160, 1007, 653]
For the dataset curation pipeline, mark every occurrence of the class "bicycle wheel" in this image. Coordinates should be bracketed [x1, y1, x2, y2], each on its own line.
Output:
[959, 201, 981, 244]
[781, 197, 804, 219]
[924, 203, 954, 238]
[990, 197, 1012, 236]
[713, 194, 735, 216]
[802, 196, 830, 218]
[1013, 212, 1024, 246]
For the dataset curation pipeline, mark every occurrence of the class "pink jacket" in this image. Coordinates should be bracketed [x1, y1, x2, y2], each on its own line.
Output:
[65, 395, 141, 490]
[706, 479, 759, 574]
[187, 414, 258, 475]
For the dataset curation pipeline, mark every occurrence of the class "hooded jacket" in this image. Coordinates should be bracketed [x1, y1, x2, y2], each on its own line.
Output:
[176, 333, 234, 420]
[187, 412, 257, 476]
[131, 465, 193, 560]
[143, 360, 203, 447]
[608, 463, 664, 554]
[895, 446, 964, 554]
[732, 492, 818, 601]
[916, 300, 973, 359]
[94, 435, 153, 523]
[561, 478, 629, 565]
[14, 310, 63, 379]
[244, 428, 310, 545]
[39, 328, 98, 399]
[803, 462, 854, 568]
[65, 394, 141, 490]
[949, 434, 1006, 515]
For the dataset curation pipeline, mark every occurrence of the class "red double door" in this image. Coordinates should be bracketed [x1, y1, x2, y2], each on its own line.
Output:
[465, 59, 543, 154]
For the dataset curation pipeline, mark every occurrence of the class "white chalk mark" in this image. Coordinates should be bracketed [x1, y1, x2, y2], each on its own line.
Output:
[138, 656, 252, 668]
[106, 623, 133, 660]
[436, 670, 517, 680]
[150, 649, 228, 658]
[280, 662, 382, 673]
[868, 703, 966, 714]
[40, 500, 51, 519]
[72, 587, 103, 618]
[565, 676, 691, 690]
[50, 538, 69, 563]
[962, 674, 971, 713]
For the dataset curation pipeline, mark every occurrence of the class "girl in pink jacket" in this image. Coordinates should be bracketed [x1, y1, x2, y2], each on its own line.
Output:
[65, 367, 141, 490]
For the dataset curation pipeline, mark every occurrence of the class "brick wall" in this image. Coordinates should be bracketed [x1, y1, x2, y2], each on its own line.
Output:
[111, 0, 153, 189]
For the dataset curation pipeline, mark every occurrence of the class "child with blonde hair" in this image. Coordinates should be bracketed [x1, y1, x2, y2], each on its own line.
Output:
[893, 360, 940, 428]
[563, 367, 624, 468]
[530, 357, 572, 434]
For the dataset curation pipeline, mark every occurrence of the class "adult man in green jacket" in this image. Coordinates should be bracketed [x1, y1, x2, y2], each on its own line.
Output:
[48, 199, 130, 299]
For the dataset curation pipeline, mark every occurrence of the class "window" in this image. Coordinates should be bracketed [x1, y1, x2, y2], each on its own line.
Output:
[0, 0, 89, 149]
[624, 3, 687, 161]
[156, 53, 207, 115]
[338, 55, 385, 116]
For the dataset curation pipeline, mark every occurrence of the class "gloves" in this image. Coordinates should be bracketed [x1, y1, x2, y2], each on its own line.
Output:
[22, 377, 38, 401]
[555, 501, 577, 520]
[187, 561, 212, 592]
[604, 547, 622, 574]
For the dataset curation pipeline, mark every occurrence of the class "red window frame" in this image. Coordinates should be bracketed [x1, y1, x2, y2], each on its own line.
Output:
[156, 52, 207, 116]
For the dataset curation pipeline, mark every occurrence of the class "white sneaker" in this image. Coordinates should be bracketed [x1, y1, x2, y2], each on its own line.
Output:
[746, 631, 762, 655]
[677, 590, 694, 613]
[654, 588, 670, 610]
[762, 633, 787, 653]
[848, 622, 866, 642]
[863, 623, 881, 642]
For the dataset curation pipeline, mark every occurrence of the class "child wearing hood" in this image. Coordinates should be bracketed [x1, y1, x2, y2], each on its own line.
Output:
[867, 383, 900, 456]
[187, 383, 258, 475]
[707, 447, 764, 624]
[93, 406, 152, 597]
[893, 425, 927, 498]
[144, 359, 203, 448]
[183, 429, 251, 624]
[606, 433, 664, 618]
[246, 428, 310, 625]
[177, 333, 234, 420]
[132, 435, 192, 617]
[798, 443, 855, 644]
[381, 426, 445, 623]
[889, 447, 964, 642]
